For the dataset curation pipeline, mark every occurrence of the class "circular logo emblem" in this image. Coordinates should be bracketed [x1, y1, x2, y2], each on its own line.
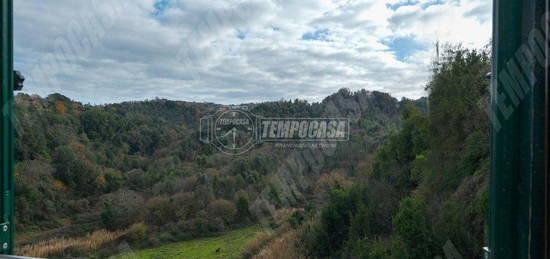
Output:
[214, 110, 255, 155]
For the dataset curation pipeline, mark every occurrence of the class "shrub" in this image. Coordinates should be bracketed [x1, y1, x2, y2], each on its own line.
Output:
[159, 231, 174, 242]
[236, 195, 250, 218]
[126, 222, 147, 241]
[100, 202, 115, 230]
[207, 217, 226, 232]
[68, 199, 90, 213]
[99, 189, 144, 230]
[250, 230, 303, 259]
[147, 236, 160, 247]
[193, 217, 208, 233]
[171, 192, 194, 219]
[241, 232, 272, 259]
[393, 196, 437, 259]
[206, 199, 237, 225]
[288, 210, 306, 229]
[145, 196, 175, 225]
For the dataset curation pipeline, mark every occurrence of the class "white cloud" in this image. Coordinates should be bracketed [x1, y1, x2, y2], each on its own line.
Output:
[14, 0, 492, 104]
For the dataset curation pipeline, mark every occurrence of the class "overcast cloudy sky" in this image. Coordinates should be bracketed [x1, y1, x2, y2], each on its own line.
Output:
[14, 0, 492, 104]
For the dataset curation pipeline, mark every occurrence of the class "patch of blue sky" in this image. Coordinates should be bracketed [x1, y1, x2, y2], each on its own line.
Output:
[421, 0, 446, 9]
[386, 0, 420, 11]
[386, 0, 446, 11]
[153, 0, 173, 17]
[384, 36, 427, 62]
[236, 29, 247, 40]
[301, 29, 331, 42]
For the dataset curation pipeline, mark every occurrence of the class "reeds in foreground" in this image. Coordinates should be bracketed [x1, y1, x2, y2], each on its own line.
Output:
[15, 229, 124, 258]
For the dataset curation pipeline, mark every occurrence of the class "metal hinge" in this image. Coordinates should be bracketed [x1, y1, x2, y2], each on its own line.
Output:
[0, 223, 9, 253]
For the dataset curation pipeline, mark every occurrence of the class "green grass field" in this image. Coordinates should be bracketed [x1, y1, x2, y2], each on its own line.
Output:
[111, 227, 264, 259]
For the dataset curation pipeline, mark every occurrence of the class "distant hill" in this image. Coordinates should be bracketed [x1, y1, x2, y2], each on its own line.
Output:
[13, 89, 426, 258]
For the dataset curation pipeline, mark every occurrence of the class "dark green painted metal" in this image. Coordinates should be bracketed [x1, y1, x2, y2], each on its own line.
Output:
[490, 0, 547, 258]
[0, 0, 14, 255]
[518, 0, 546, 257]
[490, 0, 521, 257]
[547, 0, 550, 253]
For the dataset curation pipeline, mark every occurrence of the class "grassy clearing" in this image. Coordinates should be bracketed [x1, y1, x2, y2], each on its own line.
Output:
[111, 227, 265, 259]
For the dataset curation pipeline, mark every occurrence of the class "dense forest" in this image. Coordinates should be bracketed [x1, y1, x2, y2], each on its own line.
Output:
[14, 75, 427, 257]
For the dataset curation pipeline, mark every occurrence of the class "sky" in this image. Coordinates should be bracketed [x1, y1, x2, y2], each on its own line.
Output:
[14, 0, 492, 104]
